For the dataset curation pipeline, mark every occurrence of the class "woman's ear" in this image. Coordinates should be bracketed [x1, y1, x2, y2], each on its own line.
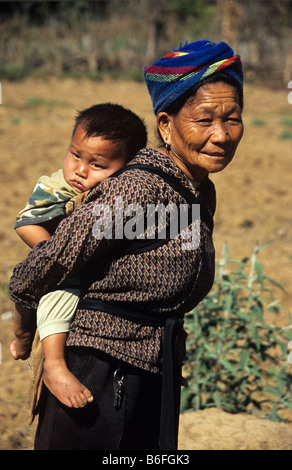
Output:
[157, 112, 171, 146]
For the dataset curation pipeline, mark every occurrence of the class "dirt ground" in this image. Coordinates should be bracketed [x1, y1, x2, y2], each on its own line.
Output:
[0, 77, 292, 450]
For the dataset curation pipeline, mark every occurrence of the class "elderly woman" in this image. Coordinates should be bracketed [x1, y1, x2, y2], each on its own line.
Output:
[8, 40, 243, 450]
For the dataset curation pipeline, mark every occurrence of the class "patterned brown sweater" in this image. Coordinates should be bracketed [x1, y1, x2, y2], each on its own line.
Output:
[8, 148, 216, 373]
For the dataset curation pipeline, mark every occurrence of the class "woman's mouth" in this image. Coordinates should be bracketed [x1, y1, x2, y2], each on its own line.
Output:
[202, 151, 229, 159]
[207, 152, 225, 157]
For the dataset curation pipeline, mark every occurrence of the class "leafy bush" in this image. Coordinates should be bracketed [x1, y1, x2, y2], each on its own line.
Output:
[181, 243, 292, 422]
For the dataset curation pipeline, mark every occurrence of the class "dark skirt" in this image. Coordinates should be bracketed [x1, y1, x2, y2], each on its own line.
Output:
[34, 347, 163, 450]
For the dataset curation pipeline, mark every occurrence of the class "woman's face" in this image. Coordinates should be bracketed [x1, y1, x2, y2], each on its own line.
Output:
[158, 81, 244, 181]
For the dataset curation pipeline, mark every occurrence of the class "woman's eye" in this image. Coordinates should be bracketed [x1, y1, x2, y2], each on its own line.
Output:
[198, 118, 212, 123]
[227, 117, 242, 124]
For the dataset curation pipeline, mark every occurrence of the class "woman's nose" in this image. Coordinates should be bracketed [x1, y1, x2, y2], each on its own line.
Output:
[211, 122, 229, 143]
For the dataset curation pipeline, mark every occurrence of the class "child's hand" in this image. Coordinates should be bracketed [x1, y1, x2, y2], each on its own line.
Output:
[10, 304, 36, 360]
[10, 338, 31, 360]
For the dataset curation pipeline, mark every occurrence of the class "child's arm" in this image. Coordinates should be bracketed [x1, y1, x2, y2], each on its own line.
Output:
[11, 225, 51, 358]
[11, 223, 51, 359]
[15, 224, 51, 248]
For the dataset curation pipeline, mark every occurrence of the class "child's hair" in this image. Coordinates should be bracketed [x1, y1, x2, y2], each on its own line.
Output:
[73, 103, 147, 161]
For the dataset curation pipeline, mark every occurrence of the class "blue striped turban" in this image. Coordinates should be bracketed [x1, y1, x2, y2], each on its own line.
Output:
[144, 40, 243, 115]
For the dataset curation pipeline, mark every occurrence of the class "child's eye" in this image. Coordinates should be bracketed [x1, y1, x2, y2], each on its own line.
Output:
[72, 152, 80, 159]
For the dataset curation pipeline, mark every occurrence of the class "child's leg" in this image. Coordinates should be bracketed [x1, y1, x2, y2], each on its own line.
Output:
[10, 303, 36, 360]
[42, 333, 93, 408]
[37, 288, 93, 408]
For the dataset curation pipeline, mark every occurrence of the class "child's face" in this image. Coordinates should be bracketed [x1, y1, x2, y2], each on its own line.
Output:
[63, 125, 128, 193]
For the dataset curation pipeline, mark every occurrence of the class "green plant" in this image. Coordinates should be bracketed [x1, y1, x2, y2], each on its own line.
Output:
[252, 118, 267, 127]
[3, 282, 9, 297]
[27, 96, 65, 108]
[11, 116, 22, 125]
[0, 63, 30, 81]
[278, 131, 292, 140]
[281, 117, 292, 127]
[181, 243, 292, 422]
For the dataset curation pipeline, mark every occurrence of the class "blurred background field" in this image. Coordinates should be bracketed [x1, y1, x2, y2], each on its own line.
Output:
[0, 0, 292, 450]
[1, 0, 292, 86]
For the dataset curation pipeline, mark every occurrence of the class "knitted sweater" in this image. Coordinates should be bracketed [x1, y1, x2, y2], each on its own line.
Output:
[8, 148, 216, 373]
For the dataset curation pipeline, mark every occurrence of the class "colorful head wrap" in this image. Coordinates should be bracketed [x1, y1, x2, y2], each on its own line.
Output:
[144, 40, 243, 115]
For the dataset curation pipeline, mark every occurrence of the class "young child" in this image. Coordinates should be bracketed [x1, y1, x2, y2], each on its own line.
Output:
[10, 103, 147, 409]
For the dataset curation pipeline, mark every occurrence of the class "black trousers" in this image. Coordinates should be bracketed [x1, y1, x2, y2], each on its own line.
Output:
[34, 347, 163, 450]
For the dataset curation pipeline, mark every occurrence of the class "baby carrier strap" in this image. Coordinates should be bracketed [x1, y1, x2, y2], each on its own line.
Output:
[108, 163, 213, 256]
